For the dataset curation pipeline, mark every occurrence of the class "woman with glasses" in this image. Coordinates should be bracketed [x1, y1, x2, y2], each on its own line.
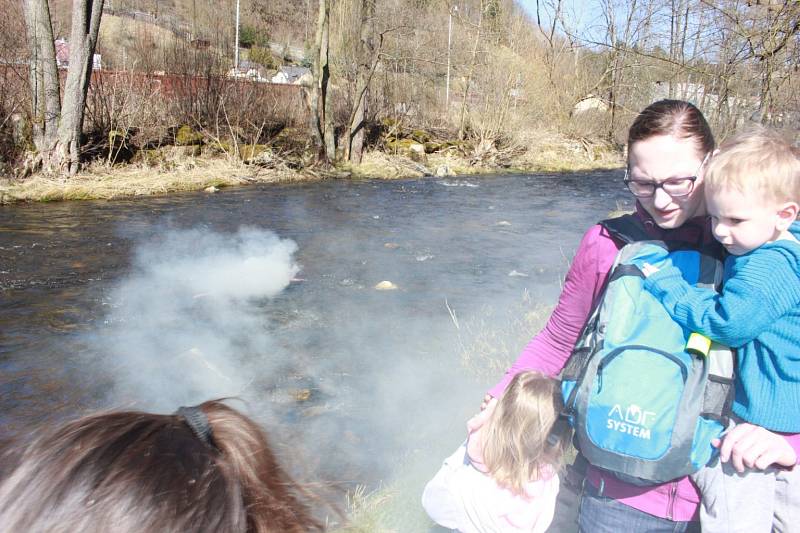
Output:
[480, 100, 800, 532]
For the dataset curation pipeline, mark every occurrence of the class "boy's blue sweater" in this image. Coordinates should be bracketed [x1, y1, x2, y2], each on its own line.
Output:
[644, 222, 800, 433]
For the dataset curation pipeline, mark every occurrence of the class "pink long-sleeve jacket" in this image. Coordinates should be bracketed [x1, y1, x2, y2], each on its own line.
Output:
[488, 205, 800, 522]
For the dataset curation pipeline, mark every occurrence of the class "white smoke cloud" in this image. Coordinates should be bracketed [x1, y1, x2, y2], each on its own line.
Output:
[91, 227, 299, 411]
[83, 220, 557, 529]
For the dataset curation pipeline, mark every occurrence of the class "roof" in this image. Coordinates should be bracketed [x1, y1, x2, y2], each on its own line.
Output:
[279, 66, 310, 78]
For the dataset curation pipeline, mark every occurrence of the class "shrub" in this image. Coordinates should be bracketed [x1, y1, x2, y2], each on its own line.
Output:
[239, 25, 269, 49]
[248, 46, 277, 70]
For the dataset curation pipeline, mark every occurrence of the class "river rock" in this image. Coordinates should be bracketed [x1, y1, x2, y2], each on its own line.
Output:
[291, 388, 312, 402]
[374, 280, 398, 290]
[204, 186, 219, 193]
[435, 164, 451, 177]
[409, 143, 427, 163]
[384, 242, 400, 249]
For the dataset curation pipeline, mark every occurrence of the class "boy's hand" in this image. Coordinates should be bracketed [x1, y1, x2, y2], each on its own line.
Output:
[641, 262, 659, 278]
[713, 423, 797, 472]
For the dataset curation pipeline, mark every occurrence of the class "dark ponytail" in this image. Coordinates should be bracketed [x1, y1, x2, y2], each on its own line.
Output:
[203, 401, 324, 533]
[0, 401, 325, 532]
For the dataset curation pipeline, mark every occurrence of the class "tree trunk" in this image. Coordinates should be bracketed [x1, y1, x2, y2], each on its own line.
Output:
[758, 60, 774, 125]
[458, 1, 484, 141]
[347, 79, 367, 164]
[23, 0, 104, 175]
[346, 0, 376, 164]
[308, 0, 334, 164]
[320, 6, 335, 162]
[23, 0, 60, 155]
[57, 0, 105, 175]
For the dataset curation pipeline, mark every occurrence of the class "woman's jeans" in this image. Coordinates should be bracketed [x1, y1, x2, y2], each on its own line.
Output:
[578, 481, 700, 533]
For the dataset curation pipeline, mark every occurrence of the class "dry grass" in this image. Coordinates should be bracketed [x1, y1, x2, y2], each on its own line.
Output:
[344, 151, 428, 180]
[513, 130, 623, 173]
[448, 290, 555, 380]
[349, 136, 621, 182]
[1, 129, 623, 205]
[98, 15, 181, 57]
[0, 158, 310, 204]
[331, 461, 442, 533]
[348, 150, 494, 180]
[333, 485, 399, 533]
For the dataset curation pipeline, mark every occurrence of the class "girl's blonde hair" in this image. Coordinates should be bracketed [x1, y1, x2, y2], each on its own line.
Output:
[481, 371, 570, 496]
[705, 126, 800, 204]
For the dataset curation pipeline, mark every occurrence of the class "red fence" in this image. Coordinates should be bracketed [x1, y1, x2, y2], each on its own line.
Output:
[1, 64, 310, 132]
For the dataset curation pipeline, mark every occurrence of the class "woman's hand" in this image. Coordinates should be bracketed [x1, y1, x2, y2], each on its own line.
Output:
[480, 394, 496, 411]
[714, 423, 797, 472]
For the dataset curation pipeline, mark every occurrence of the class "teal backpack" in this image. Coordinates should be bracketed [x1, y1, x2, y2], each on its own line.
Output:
[560, 215, 735, 485]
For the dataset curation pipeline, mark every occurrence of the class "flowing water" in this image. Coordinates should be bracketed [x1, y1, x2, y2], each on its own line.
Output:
[0, 171, 629, 523]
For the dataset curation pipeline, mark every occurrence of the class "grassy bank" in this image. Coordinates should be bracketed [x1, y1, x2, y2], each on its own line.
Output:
[0, 135, 622, 205]
[0, 159, 310, 204]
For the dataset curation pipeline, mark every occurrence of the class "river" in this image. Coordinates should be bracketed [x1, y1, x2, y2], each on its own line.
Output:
[0, 171, 628, 526]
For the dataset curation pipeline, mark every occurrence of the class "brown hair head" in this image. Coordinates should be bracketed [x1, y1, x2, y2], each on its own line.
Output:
[628, 100, 715, 158]
[0, 401, 325, 533]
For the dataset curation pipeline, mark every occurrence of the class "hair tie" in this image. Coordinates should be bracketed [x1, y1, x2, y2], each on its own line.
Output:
[176, 406, 215, 448]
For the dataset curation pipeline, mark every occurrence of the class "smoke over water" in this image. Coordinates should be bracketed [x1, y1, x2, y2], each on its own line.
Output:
[91, 227, 300, 411]
[83, 222, 530, 511]
[79, 218, 560, 530]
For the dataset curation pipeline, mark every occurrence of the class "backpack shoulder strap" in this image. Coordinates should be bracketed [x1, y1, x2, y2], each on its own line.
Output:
[600, 214, 651, 245]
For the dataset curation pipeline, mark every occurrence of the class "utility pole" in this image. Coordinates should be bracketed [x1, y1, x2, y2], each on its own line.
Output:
[305, 0, 310, 43]
[446, 5, 457, 113]
[234, 0, 240, 73]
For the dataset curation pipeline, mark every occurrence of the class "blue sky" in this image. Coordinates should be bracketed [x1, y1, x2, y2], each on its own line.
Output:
[516, 0, 602, 36]
[515, 0, 677, 52]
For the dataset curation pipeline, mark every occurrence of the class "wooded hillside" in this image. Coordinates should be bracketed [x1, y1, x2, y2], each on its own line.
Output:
[2, 0, 798, 178]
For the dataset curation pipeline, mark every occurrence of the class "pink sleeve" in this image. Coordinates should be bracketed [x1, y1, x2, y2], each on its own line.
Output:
[488, 225, 619, 398]
[780, 433, 800, 465]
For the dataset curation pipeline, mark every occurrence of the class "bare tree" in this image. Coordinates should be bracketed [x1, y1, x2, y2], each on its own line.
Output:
[307, 0, 335, 163]
[458, 0, 484, 140]
[23, 0, 104, 175]
[344, 0, 376, 164]
[23, 0, 60, 166]
[600, 0, 640, 141]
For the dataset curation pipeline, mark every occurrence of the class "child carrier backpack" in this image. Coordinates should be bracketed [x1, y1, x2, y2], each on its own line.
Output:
[560, 214, 735, 485]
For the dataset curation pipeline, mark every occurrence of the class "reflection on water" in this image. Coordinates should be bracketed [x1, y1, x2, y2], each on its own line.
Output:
[0, 172, 628, 488]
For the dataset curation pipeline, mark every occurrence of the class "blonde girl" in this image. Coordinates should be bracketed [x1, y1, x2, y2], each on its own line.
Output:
[423, 371, 570, 533]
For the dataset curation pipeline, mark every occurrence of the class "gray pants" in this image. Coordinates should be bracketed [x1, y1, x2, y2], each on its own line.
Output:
[691, 455, 800, 533]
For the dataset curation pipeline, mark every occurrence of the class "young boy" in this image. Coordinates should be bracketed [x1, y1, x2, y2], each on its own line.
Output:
[641, 128, 800, 533]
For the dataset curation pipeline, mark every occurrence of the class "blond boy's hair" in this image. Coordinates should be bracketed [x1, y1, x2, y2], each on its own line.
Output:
[481, 371, 570, 496]
[705, 127, 800, 204]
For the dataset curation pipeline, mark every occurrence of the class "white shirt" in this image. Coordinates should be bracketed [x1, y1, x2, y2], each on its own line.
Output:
[422, 437, 559, 532]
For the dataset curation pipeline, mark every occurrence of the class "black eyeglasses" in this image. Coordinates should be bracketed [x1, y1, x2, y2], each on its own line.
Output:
[624, 153, 710, 198]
